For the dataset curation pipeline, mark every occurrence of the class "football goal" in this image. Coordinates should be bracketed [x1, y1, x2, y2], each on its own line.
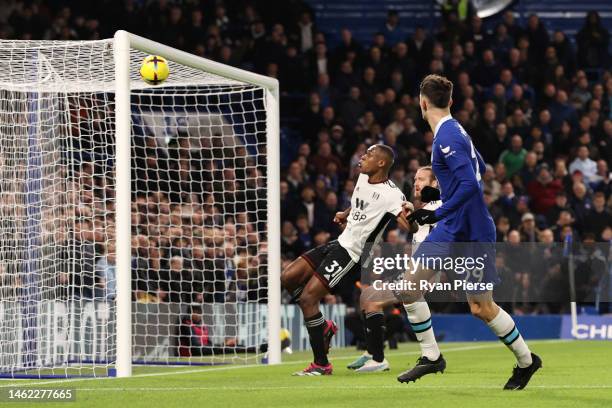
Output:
[0, 31, 281, 379]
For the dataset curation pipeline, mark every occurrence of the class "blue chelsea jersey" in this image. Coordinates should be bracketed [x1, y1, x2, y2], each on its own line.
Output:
[430, 116, 494, 240]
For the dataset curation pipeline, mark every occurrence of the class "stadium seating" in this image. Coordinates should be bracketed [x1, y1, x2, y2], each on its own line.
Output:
[306, 0, 612, 50]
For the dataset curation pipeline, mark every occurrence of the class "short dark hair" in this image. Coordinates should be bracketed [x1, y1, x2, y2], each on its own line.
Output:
[420, 74, 453, 108]
[374, 144, 395, 169]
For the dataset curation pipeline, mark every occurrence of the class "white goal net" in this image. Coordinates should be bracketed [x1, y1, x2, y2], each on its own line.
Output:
[0, 33, 280, 379]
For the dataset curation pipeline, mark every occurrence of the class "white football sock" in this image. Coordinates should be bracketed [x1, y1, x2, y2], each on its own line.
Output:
[487, 308, 533, 368]
[404, 301, 440, 361]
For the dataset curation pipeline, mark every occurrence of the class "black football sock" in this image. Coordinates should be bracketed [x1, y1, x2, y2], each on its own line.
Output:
[365, 312, 385, 363]
[360, 310, 367, 349]
[305, 312, 328, 366]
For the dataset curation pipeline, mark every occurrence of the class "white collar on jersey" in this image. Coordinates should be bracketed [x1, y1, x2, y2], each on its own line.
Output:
[434, 114, 453, 139]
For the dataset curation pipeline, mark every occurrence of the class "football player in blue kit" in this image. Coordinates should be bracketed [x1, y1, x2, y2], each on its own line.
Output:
[364, 75, 542, 390]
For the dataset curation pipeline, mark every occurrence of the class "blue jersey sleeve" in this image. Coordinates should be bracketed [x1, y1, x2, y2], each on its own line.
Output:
[475, 148, 486, 189]
[434, 133, 480, 220]
[475, 148, 486, 179]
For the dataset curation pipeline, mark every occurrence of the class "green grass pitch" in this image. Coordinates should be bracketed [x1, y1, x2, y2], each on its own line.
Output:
[1, 340, 611, 408]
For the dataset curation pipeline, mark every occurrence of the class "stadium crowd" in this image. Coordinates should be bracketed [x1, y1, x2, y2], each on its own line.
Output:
[1, 0, 610, 315]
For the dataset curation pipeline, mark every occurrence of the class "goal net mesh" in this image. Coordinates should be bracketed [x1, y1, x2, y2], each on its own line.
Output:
[0, 39, 271, 378]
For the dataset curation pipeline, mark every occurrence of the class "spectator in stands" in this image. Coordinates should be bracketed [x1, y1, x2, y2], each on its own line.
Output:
[569, 181, 593, 228]
[525, 14, 550, 66]
[381, 10, 403, 46]
[503, 10, 523, 42]
[340, 87, 366, 131]
[528, 164, 564, 215]
[590, 160, 610, 194]
[280, 44, 306, 93]
[314, 190, 341, 237]
[289, 185, 317, 227]
[57, 219, 97, 300]
[286, 161, 305, 198]
[310, 141, 342, 175]
[520, 151, 539, 186]
[281, 220, 304, 260]
[584, 192, 612, 241]
[480, 122, 507, 164]
[295, 214, 313, 250]
[94, 241, 117, 301]
[407, 26, 433, 78]
[296, 10, 316, 53]
[552, 210, 578, 241]
[463, 15, 488, 54]
[335, 28, 363, 64]
[569, 146, 598, 183]
[301, 92, 324, 137]
[499, 134, 527, 178]
[307, 41, 330, 85]
[496, 216, 511, 242]
[493, 181, 521, 227]
[574, 233, 608, 302]
[572, 72, 592, 108]
[576, 11, 610, 69]
[491, 23, 514, 61]
[178, 305, 209, 357]
[549, 89, 578, 130]
[519, 212, 540, 242]
[546, 191, 573, 227]
[483, 164, 501, 200]
[473, 49, 500, 89]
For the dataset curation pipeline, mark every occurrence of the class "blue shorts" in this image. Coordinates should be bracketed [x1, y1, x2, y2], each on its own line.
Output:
[413, 224, 499, 293]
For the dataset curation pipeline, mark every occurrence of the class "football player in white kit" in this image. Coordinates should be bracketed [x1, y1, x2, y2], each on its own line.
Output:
[281, 144, 410, 376]
[348, 166, 446, 377]
[396, 166, 447, 381]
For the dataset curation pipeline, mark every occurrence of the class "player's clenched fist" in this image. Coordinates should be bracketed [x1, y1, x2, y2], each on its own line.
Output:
[401, 201, 414, 216]
[333, 210, 349, 226]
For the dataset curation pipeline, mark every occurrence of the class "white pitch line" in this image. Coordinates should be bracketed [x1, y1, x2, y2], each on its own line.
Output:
[71, 384, 612, 392]
[0, 339, 570, 388]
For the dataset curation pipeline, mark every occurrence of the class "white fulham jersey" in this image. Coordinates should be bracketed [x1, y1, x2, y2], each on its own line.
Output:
[411, 200, 442, 254]
[338, 173, 405, 261]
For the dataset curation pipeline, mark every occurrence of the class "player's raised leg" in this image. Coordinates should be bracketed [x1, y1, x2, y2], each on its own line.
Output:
[467, 293, 542, 390]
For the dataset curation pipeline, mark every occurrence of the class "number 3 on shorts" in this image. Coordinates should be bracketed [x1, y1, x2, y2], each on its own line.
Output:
[325, 260, 341, 274]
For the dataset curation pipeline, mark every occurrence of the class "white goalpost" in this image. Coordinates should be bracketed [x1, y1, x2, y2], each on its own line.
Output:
[0, 31, 281, 379]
